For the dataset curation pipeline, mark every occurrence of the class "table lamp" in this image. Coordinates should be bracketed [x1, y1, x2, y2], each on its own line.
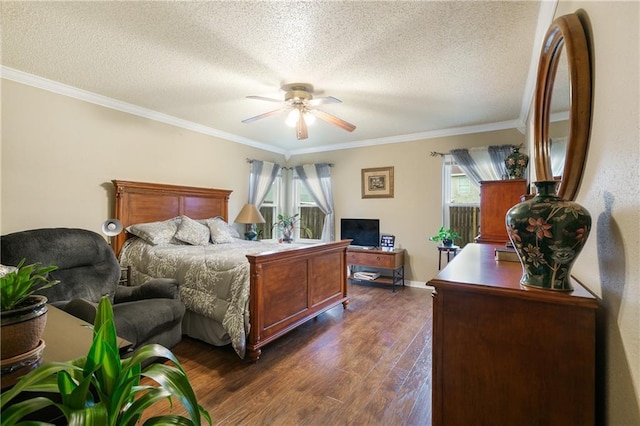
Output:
[234, 203, 265, 240]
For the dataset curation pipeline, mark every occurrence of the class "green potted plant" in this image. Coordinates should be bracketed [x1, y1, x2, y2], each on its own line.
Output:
[1, 259, 59, 361]
[428, 227, 461, 247]
[1, 296, 212, 425]
[273, 213, 312, 243]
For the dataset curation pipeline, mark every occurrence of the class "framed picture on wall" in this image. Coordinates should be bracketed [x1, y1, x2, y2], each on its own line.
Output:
[361, 166, 394, 198]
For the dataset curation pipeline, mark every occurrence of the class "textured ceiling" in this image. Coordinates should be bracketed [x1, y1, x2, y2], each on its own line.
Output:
[1, 1, 549, 156]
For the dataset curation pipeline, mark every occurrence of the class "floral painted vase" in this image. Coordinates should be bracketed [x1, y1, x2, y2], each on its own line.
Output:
[505, 181, 591, 291]
[505, 147, 529, 179]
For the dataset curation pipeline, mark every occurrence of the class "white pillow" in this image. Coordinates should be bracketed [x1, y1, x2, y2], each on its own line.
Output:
[206, 217, 236, 244]
[126, 218, 179, 245]
[174, 216, 210, 246]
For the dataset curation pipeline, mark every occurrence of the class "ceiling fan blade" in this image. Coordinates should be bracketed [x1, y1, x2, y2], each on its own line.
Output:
[310, 109, 356, 132]
[241, 108, 285, 124]
[246, 95, 282, 103]
[309, 96, 342, 106]
[296, 113, 308, 140]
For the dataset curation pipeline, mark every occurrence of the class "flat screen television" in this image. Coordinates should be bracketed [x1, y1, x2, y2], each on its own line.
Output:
[340, 218, 380, 248]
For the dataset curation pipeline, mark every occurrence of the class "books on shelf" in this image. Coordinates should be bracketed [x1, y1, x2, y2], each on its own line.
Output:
[353, 271, 381, 280]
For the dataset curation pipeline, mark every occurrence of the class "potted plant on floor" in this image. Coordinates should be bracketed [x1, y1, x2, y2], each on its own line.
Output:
[1, 259, 59, 363]
[428, 227, 461, 247]
[273, 213, 312, 243]
[0, 296, 212, 425]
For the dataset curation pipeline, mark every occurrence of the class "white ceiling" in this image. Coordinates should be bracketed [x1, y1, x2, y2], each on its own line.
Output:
[1, 1, 555, 157]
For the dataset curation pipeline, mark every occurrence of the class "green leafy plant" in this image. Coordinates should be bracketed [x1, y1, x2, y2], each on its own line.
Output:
[0, 296, 212, 425]
[273, 213, 312, 238]
[428, 227, 461, 245]
[0, 258, 59, 311]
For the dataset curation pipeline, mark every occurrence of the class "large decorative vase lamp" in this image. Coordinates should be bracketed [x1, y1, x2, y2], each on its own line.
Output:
[234, 203, 265, 240]
[505, 181, 591, 291]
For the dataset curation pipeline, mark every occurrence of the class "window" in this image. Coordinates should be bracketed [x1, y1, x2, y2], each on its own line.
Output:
[252, 167, 327, 242]
[443, 156, 480, 247]
[294, 176, 324, 241]
[255, 175, 281, 240]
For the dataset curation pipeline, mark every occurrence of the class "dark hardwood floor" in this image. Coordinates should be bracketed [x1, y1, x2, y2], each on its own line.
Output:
[142, 283, 433, 425]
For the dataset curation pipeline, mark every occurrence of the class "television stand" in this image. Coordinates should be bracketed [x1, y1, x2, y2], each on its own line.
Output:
[346, 247, 405, 291]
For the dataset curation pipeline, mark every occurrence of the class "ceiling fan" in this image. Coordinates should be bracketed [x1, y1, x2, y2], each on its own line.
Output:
[241, 83, 356, 140]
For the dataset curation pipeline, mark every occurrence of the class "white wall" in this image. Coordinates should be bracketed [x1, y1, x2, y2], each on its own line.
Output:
[0, 80, 285, 236]
[531, 2, 640, 424]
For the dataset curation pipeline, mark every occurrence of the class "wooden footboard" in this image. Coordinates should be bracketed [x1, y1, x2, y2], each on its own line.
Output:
[245, 240, 350, 362]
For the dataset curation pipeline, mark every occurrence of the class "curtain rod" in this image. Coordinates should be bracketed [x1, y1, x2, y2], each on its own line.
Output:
[431, 143, 522, 158]
[246, 158, 334, 168]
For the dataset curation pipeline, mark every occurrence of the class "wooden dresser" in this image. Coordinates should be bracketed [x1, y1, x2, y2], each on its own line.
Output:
[475, 179, 527, 244]
[429, 243, 597, 426]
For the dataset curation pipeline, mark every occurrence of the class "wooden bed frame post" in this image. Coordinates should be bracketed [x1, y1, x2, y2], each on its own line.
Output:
[247, 262, 264, 362]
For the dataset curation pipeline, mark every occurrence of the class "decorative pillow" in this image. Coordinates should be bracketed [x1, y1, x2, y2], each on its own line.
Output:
[126, 218, 179, 245]
[174, 216, 210, 246]
[207, 217, 236, 244]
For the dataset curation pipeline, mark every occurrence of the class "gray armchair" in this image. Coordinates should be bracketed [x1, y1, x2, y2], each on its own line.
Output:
[0, 228, 185, 350]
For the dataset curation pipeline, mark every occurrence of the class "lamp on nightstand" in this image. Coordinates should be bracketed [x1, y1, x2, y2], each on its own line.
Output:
[234, 203, 265, 241]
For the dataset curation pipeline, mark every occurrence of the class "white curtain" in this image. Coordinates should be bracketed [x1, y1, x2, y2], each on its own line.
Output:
[294, 163, 335, 242]
[248, 160, 281, 206]
[450, 144, 517, 187]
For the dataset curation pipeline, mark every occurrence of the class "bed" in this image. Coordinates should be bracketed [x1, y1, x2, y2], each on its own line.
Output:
[111, 180, 350, 362]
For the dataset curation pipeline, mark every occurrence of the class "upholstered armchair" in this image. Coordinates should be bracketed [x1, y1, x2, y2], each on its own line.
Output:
[0, 228, 185, 350]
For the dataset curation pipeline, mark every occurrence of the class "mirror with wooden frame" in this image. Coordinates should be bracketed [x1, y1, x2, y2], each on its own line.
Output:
[533, 13, 592, 201]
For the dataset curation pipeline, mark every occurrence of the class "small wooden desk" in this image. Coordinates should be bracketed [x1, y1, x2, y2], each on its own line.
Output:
[346, 247, 405, 291]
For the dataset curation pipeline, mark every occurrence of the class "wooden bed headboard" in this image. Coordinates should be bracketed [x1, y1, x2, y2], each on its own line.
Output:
[111, 180, 232, 256]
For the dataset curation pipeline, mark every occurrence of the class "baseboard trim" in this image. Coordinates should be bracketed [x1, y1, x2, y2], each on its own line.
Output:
[405, 280, 435, 291]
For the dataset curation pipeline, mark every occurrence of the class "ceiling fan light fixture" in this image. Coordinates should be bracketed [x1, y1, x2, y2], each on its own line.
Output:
[243, 82, 355, 138]
[285, 108, 315, 127]
[285, 109, 300, 127]
[304, 111, 316, 126]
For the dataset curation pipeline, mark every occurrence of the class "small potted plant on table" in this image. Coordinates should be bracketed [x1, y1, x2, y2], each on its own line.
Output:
[1, 259, 58, 366]
[428, 227, 461, 247]
[273, 213, 312, 243]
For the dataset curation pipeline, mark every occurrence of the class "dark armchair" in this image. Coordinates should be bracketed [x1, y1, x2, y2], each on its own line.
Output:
[1, 228, 185, 350]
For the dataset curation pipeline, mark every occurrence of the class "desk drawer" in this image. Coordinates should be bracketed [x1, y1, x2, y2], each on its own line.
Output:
[347, 252, 397, 268]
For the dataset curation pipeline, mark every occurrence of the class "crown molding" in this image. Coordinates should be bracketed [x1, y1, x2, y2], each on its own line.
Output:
[3, 66, 526, 160]
[288, 119, 525, 157]
[1, 66, 287, 156]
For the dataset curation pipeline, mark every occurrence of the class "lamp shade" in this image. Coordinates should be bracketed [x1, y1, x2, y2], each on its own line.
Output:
[234, 203, 265, 224]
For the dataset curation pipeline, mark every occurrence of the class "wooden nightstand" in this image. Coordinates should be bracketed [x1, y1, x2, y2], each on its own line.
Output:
[346, 248, 405, 291]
